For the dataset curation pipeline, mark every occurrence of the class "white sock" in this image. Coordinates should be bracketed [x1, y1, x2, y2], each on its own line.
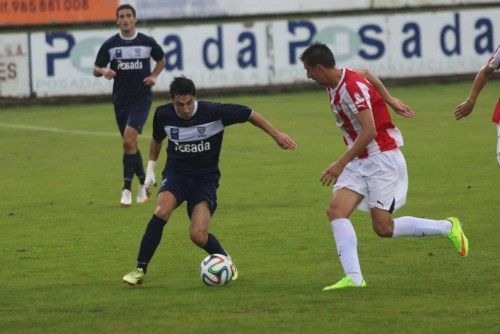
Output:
[393, 216, 452, 237]
[331, 218, 363, 285]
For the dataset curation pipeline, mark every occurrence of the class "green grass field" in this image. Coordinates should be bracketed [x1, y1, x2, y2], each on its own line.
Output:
[0, 82, 498, 333]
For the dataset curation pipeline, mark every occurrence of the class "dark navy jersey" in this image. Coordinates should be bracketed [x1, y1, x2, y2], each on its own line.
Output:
[94, 32, 165, 104]
[152, 101, 253, 181]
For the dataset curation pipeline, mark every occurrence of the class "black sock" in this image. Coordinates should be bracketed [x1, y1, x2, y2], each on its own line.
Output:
[133, 151, 146, 184]
[202, 233, 227, 256]
[136, 215, 167, 272]
[123, 153, 134, 190]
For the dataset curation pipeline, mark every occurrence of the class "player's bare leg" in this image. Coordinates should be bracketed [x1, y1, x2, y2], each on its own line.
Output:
[190, 202, 238, 279]
[189, 202, 211, 248]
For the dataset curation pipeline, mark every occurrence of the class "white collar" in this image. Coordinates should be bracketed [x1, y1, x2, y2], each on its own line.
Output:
[174, 101, 198, 119]
[119, 31, 138, 40]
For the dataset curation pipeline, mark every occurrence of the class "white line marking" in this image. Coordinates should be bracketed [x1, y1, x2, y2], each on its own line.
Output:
[0, 123, 152, 139]
[0, 123, 119, 137]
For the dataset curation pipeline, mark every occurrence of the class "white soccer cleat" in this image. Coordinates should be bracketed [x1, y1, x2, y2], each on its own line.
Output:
[136, 184, 150, 204]
[120, 189, 132, 207]
[123, 268, 145, 286]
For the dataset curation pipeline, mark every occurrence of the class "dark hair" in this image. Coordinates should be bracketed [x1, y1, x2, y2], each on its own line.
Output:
[299, 42, 336, 68]
[116, 4, 136, 18]
[170, 76, 196, 99]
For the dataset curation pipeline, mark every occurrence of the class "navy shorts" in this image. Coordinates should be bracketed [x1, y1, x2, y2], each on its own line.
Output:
[158, 169, 219, 218]
[114, 96, 152, 136]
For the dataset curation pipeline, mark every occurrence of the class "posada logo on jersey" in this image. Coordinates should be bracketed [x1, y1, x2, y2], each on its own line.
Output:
[175, 141, 211, 153]
[117, 59, 144, 70]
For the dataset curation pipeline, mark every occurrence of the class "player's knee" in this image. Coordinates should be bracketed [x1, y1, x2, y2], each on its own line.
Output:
[154, 206, 172, 221]
[122, 139, 136, 152]
[372, 221, 393, 237]
[326, 203, 345, 221]
[190, 228, 208, 247]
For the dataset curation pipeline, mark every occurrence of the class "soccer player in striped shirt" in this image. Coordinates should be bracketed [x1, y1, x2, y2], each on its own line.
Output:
[300, 42, 468, 291]
[94, 4, 166, 206]
[454, 44, 500, 166]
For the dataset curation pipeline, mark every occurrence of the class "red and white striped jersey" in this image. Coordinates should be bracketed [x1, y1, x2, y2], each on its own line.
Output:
[487, 44, 500, 70]
[488, 44, 500, 124]
[326, 67, 403, 159]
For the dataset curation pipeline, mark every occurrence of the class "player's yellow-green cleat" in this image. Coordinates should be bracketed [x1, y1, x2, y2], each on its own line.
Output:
[122, 268, 145, 286]
[322, 276, 366, 291]
[227, 255, 238, 281]
[231, 263, 238, 281]
[446, 217, 469, 257]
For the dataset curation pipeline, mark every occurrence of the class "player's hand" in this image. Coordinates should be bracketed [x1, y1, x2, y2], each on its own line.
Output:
[274, 132, 298, 150]
[103, 68, 116, 80]
[144, 160, 157, 190]
[143, 75, 157, 87]
[453, 100, 474, 120]
[320, 161, 345, 186]
[144, 171, 156, 190]
[387, 97, 415, 118]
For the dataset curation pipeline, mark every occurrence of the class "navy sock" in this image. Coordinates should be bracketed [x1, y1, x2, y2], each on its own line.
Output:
[202, 233, 227, 256]
[123, 153, 134, 190]
[136, 215, 167, 272]
[133, 151, 146, 185]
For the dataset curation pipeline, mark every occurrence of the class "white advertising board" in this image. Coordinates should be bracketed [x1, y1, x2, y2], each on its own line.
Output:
[272, 8, 500, 83]
[27, 7, 499, 97]
[126, 0, 496, 19]
[30, 21, 271, 97]
[30, 31, 114, 97]
[0, 33, 30, 97]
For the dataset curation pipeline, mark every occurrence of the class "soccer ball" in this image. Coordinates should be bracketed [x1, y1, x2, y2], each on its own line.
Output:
[200, 254, 234, 286]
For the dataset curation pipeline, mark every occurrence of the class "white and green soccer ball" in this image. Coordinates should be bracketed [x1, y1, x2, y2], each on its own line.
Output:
[200, 254, 234, 286]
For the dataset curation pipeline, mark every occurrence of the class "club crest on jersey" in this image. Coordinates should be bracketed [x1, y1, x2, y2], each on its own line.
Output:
[353, 93, 367, 109]
[170, 128, 179, 140]
[115, 49, 122, 58]
[134, 47, 142, 56]
[197, 127, 206, 138]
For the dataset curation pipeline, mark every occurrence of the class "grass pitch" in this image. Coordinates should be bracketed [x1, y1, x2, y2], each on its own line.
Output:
[0, 82, 498, 333]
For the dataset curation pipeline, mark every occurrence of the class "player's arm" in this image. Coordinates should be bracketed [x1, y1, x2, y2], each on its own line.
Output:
[320, 109, 376, 186]
[355, 68, 415, 118]
[93, 66, 116, 79]
[454, 64, 495, 120]
[248, 111, 297, 150]
[143, 58, 167, 87]
[144, 138, 162, 189]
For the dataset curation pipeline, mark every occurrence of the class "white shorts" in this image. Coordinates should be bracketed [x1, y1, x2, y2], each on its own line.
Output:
[333, 149, 408, 212]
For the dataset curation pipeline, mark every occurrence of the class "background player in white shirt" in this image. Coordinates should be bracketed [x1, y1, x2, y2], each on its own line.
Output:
[300, 42, 469, 291]
[454, 44, 500, 166]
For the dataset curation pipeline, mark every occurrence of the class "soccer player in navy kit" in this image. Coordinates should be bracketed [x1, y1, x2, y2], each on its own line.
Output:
[93, 4, 166, 207]
[122, 76, 297, 285]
